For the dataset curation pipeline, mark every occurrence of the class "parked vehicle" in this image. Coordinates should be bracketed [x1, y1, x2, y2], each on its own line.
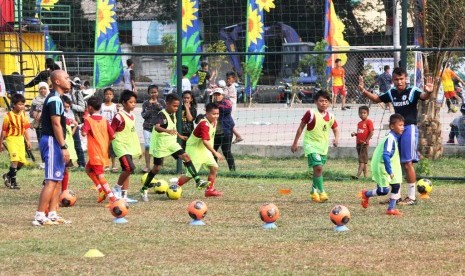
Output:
[162, 82, 177, 97]
[277, 82, 292, 106]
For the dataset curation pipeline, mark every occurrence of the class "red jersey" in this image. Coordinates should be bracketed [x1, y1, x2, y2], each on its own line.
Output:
[192, 120, 212, 141]
[356, 119, 374, 145]
[302, 110, 338, 131]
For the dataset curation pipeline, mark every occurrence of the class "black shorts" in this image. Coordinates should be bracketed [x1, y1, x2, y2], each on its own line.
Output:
[356, 143, 368, 164]
[153, 149, 185, 166]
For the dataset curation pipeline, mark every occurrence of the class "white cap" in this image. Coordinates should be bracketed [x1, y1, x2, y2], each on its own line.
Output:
[209, 87, 225, 96]
[218, 80, 226, 88]
[38, 82, 49, 91]
[73, 77, 81, 84]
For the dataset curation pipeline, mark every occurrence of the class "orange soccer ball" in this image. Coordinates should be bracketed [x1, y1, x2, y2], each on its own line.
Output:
[59, 190, 77, 207]
[329, 205, 351, 226]
[187, 200, 208, 220]
[109, 199, 129, 218]
[259, 203, 280, 223]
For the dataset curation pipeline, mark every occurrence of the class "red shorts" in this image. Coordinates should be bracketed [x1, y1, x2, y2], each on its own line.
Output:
[86, 163, 104, 176]
[444, 91, 457, 99]
[332, 85, 347, 96]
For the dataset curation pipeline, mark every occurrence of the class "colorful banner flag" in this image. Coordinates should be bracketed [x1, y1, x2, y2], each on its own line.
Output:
[245, 0, 274, 96]
[413, 0, 425, 88]
[93, 0, 123, 88]
[44, 26, 58, 61]
[35, 0, 59, 17]
[171, 0, 201, 85]
[324, 0, 350, 76]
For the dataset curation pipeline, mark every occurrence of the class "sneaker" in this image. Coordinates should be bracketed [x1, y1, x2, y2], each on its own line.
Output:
[398, 197, 417, 206]
[386, 209, 403, 216]
[142, 167, 149, 173]
[97, 190, 106, 203]
[10, 183, 20, 190]
[32, 216, 56, 226]
[48, 215, 72, 224]
[205, 188, 223, 197]
[112, 185, 122, 198]
[350, 175, 359, 180]
[3, 173, 10, 188]
[359, 189, 369, 208]
[341, 107, 347, 110]
[446, 140, 455, 144]
[232, 137, 244, 144]
[125, 197, 138, 203]
[311, 192, 320, 203]
[140, 191, 149, 202]
[196, 180, 210, 190]
[319, 192, 329, 202]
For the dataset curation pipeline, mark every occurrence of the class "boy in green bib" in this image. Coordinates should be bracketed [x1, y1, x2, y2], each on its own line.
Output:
[140, 94, 208, 202]
[111, 90, 141, 203]
[359, 114, 405, 215]
[291, 90, 339, 203]
[177, 103, 224, 197]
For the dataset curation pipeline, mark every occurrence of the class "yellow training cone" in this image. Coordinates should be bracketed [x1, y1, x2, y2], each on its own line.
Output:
[84, 249, 105, 258]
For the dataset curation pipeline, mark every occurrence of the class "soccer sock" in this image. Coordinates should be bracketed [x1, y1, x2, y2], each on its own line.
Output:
[35, 211, 46, 219]
[184, 161, 201, 184]
[313, 175, 324, 193]
[48, 211, 57, 218]
[87, 171, 100, 187]
[366, 189, 377, 197]
[121, 190, 127, 199]
[142, 172, 156, 191]
[178, 177, 189, 187]
[61, 171, 69, 191]
[407, 183, 416, 200]
[446, 99, 451, 110]
[100, 183, 115, 198]
[388, 199, 397, 210]
[207, 176, 215, 189]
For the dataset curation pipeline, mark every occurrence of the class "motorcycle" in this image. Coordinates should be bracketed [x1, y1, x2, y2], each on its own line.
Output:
[162, 82, 177, 97]
[277, 82, 292, 106]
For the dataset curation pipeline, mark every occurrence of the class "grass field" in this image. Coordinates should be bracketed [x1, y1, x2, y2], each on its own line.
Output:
[1, 151, 465, 275]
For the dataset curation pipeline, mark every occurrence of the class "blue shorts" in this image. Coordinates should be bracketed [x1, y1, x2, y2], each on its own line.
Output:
[39, 135, 65, 181]
[398, 124, 419, 163]
[143, 130, 151, 150]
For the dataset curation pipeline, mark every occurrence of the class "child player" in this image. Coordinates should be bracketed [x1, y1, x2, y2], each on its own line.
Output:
[360, 67, 434, 205]
[111, 90, 141, 203]
[81, 96, 117, 204]
[177, 103, 224, 197]
[359, 114, 405, 215]
[100, 87, 119, 172]
[350, 105, 374, 179]
[0, 94, 32, 189]
[140, 93, 209, 202]
[291, 90, 339, 203]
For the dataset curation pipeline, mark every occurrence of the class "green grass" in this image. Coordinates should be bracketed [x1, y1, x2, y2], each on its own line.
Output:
[1, 151, 465, 275]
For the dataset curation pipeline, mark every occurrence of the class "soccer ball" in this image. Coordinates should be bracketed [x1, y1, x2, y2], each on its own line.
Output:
[451, 105, 459, 113]
[153, 179, 169, 194]
[109, 199, 129, 218]
[187, 200, 208, 220]
[417, 178, 433, 194]
[59, 190, 77, 207]
[166, 185, 183, 200]
[329, 205, 351, 226]
[259, 203, 280, 223]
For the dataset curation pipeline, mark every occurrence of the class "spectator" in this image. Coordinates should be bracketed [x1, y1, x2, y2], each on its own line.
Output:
[123, 59, 137, 93]
[180, 91, 197, 150]
[181, 65, 191, 92]
[25, 58, 60, 88]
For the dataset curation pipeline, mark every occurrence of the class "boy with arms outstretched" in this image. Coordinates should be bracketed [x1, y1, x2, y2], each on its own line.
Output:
[111, 90, 141, 203]
[359, 114, 405, 215]
[81, 96, 117, 204]
[140, 93, 208, 202]
[0, 94, 32, 189]
[291, 90, 339, 202]
[177, 103, 224, 197]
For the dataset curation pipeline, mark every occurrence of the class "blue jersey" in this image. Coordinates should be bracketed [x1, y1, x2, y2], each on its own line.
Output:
[379, 86, 423, 125]
[40, 91, 66, 139]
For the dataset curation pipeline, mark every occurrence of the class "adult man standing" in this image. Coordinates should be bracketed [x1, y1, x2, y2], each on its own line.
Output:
[32, 70, 71, 226]
[326, 58, 348, 110]
[375, 65, 393, 111]
[123, 59, 137, 93]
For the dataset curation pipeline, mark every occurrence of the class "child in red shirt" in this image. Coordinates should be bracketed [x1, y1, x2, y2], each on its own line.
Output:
[351, 105, 374, 179]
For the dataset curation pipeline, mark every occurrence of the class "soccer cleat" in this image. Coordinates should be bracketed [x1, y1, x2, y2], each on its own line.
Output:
[311, 192, 320, 203]
[3, 173, 10, 188]
[97, 190, 106, 203]
[205, 188, 223, 197]
[10, 183, 20, 190]
[398, 197, 417, 206]
[140, 191, 149, 202]
[319, 192, 329, 202]
[386, 209, 403, 216]
[125, 197, 138, 203]
[32, 216, 56, 226]
[196, 180, 210, 190]
[112, 185, 122, 198]
[360, 189, 369, 208]
[48, 215, 72, 224]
